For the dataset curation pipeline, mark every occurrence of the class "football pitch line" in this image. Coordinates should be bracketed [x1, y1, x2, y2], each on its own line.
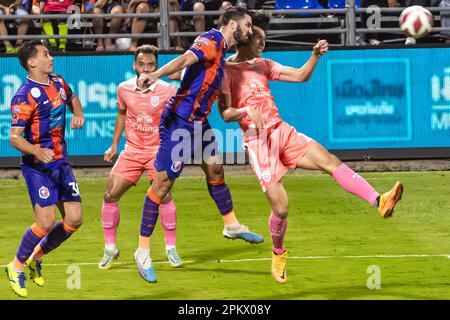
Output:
[1, 254, 449, 268]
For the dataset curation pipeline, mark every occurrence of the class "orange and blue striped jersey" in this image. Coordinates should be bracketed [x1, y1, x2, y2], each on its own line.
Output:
[10, 74, 74, 165]
[169, 29, 228, 123]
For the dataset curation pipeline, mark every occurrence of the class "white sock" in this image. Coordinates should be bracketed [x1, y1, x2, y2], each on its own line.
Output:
[135, 248, 151, 268]
[105, 244, 116, 252]
[166, 245, 176, 251]
[225, 222, 242, 231]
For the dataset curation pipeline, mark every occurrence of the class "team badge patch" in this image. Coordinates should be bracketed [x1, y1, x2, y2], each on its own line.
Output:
[38, 186, 50, 199]
[59, 88, 67, 101]
[151, 96, 159, 107]
[171, 161, 182, 173]
[30, 87, 41, 98]
[261, 170, 272, 183]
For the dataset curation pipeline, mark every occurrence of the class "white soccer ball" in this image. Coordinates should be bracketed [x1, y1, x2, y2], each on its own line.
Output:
[399, 5, 433, 39]
[115, 38, 131, 51]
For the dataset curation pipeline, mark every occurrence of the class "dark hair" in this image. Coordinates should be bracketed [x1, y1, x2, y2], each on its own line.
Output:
[250, 10, 271, 31]
[134, 44, 159, 62]
[221, 6, 251, 26]
[18, 40, 48, 71]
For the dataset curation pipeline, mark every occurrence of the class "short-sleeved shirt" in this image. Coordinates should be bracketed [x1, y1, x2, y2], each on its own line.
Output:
[39, 0, 73, 12]
[116, 78, 178, 153]
[168, 28, 228, 123]
[11, 74, 74, 165]
[221, 58, 284, 132]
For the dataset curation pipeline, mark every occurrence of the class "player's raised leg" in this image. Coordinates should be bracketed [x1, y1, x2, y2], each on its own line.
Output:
[28, 201, 82, 286]
[201, 158, 264, 244]
[296, 141, 403, 218]
[265, 181, 289, 284]
[98, 174, 134, 269]
[5, 204, 54, 298]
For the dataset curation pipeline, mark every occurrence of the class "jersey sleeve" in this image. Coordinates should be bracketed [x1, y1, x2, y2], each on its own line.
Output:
[62, 78, 74, 101]
[11, 94, 34, 128]
[264, 59, 283, 81]
[220, 69, 231, 95]
[188, 36, 218, 62]
[54, 74, 74, 101]
[116, 85, 127, 110]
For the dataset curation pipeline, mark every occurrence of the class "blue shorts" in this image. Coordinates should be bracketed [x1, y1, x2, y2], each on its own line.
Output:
[22, 159, 82, 208]
[154, 109, 219, 180]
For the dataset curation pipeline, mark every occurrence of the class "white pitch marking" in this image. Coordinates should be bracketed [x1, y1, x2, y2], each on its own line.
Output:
[1, 254, 449, 268]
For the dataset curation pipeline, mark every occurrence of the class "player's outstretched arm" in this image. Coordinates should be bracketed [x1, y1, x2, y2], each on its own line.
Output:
[68, 95, 85, 129]
[278, 39, 328, 83]
[10, 127, 55, 163]
[218, 94, 265, 128]
[137, 51, 198, 89]
[104, 108, 126, 162]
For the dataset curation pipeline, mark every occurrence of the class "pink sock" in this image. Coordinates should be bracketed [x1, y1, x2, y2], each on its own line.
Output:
[102, 201, 120, 245]
[332, 164, 379, 207]
[269, 212, 287, 255]
[160, 200, 177, 246]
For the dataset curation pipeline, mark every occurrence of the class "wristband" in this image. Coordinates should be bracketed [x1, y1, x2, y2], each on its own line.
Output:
[240, 107, 248, 117]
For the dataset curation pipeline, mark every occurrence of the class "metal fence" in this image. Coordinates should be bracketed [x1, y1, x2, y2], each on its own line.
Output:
[1, 0, 450, 49]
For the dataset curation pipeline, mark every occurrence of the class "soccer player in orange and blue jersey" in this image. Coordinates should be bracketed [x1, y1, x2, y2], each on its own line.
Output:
[132, 7, 264, 282]
[219, 11, 403, 284]
[5, 40, 84, 298]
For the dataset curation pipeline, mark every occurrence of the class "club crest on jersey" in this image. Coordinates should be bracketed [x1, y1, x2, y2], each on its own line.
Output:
[151, 96, 159, 107]
[171, 161, 182, 173]
[261, 170, 272, 183]
[39, 186, 50, 199]
[59, 88, 67, 101]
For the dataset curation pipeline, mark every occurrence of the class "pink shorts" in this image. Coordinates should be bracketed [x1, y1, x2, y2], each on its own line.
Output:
[110, 149, 157, 184]
[243, 121, 314, 192]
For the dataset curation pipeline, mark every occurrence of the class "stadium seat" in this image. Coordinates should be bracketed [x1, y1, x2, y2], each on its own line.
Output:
[275, 0, 324, 16]
[328, 0, 361, 8]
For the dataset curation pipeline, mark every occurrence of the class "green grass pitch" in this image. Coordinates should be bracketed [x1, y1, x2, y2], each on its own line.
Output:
[1, 170, 450, 300]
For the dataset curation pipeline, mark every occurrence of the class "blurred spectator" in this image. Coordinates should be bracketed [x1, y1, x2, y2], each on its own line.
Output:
[179, 0, 235, 33]
[1, 0, 38, 53]
[126, 0, 182, 51]
[233, 0, 265, 8]
[437, 0, 450, 43]
[92, 0, 124, 51]
[0, 3, 16, 53]
[39, 0, 73, 52]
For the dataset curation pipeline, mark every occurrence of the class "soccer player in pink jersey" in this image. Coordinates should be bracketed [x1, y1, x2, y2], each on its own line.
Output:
[98, 45, 181, 279]
[219, 11, 404, 284]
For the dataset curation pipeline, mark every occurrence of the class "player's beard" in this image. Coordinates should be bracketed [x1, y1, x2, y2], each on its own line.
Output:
[233, 25, 250, 45]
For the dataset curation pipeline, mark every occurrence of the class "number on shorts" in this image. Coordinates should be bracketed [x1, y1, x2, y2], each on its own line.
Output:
[69, 182, 80, 197]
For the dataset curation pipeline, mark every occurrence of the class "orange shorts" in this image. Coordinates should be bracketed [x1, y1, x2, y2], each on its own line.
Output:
[243, 121, 314, 192]
[110, 149, 157, 184]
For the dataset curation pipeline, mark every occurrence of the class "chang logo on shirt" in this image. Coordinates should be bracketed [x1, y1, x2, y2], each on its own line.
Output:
[249, 79, 271, 98]
[131, 115, 157, 132]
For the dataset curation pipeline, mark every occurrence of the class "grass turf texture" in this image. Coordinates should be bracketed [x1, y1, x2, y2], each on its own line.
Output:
[1, 171, 449, 300]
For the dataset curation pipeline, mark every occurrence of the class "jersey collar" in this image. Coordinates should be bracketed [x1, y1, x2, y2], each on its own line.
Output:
[214, 28, 228, 49]
[134, 77, 157, 92]
[27, 76, 50, 86]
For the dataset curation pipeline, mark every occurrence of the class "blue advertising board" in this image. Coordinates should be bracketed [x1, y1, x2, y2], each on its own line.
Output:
[1, 47, 449, 161]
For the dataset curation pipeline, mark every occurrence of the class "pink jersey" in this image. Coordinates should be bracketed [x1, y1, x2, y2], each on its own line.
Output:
[221, 58, 284, 132]
[116, 78, 177, 153]
[42, 0, 74, 12]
